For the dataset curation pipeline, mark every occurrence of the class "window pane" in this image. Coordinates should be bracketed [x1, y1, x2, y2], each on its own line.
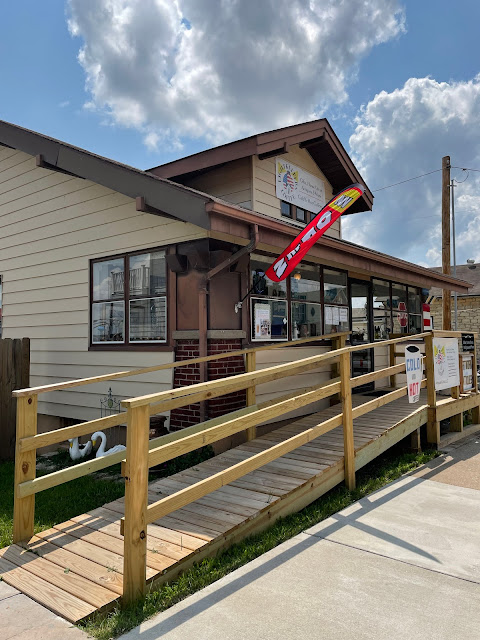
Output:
[324, 269, 348, 305]
[374, 311, 392, 340]
[393, 312, 408, 334]
[324, 305, 349, 334]
[251, 298, 287, 340]
[251, 255, 287, 298]
[292, 302, 321, 339]
[409, 314, 422, 334]
[392, 283, 407, 310]
[129, 251, 166, 298]
[129, 297, 167, 342]
[93, 258, 124, 301]
[296, 207, 306, 222]
[92, 302, 124, 343]
[281, 201, 291, 218]
[290, 263, 321, 302]
[408, 288, 422, 314]
[373, 279, 391, 310]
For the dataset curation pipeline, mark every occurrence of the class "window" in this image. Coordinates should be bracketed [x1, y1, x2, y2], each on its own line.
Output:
[372, 279, 422, 339]
[324, 269, 349, 334]
[91, 250, 167, 345]
[291, 264, 321, 339]
[251, 255, 287, 341]
[280, 201, 313, 224]
[250, 256, 347, 341]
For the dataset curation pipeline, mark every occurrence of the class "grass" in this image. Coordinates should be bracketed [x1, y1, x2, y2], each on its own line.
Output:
[81, 445, 439, 640]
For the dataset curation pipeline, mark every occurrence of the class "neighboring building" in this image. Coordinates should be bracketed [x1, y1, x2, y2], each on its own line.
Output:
[429, 264, 479, 361]
[0, 119, 470, 439]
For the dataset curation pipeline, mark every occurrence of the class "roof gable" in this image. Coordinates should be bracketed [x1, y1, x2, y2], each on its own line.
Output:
[148, 119, 373, 215]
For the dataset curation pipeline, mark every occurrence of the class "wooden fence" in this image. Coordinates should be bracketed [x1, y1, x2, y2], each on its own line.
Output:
[0, 338, 29, 461]
[10, 329, 480, 605]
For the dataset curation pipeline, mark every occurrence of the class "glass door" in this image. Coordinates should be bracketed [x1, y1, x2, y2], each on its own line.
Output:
[350, 280, 374, 392]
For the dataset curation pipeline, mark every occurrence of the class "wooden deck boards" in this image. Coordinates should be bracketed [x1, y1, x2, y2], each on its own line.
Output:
[0, 392, 428, 623]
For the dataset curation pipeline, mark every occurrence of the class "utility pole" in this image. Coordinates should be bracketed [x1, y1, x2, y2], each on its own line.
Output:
[442, 156, 451, 330]
[451, 179, 457, 330]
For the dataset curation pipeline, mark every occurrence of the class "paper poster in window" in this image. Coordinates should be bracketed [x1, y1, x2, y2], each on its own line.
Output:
[255, 304, 271, 339]
[339, 307, 348, 323]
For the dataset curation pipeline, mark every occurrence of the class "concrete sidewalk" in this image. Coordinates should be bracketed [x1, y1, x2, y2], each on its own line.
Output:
[120, 431, 480, 640]
[0, 581, 88, 640]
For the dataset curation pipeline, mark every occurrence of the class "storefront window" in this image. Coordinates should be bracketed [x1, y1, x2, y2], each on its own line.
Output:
[373, 279, 392, 340]
[290, 264, 321, 339]
[251, 256, 287, 298]
[251, 298, 288, 340]
[324, 269, 349, 333]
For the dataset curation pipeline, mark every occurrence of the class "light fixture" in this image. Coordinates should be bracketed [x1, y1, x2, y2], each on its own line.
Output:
[467, 259, 476, 270]
[293, 272, 301, 280]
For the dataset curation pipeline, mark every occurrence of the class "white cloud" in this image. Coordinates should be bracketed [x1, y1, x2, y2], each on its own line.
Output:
[345, 75, 480, 267]
[67, 0, 405, 149]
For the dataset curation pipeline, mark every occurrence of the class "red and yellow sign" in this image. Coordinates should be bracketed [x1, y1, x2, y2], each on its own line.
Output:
[266, 184, 365, 282]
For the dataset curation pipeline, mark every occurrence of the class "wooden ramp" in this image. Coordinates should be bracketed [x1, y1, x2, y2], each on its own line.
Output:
[0, 392, 427, 623]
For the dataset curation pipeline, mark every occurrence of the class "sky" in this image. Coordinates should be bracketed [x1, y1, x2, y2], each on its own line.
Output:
[1, 0, 480, 269]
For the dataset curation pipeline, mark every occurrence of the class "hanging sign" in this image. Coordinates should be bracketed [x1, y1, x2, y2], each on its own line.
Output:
[398, 301, 408, 328]
[266, 183, 365, 282]
[276, 159, 326, 212]
[405, 345, 422, 403]
[433, 337, 460, 391]
[461, 333, 475, 353]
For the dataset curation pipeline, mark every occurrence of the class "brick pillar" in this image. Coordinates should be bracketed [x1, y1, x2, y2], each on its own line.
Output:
[169, 338, 246, 430]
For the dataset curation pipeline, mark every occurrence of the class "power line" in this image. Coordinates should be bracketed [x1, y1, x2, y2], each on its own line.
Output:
[372, 169, 441, 192]
[451, 166, 480, 173]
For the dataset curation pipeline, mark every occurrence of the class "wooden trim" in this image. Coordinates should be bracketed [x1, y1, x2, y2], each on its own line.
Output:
[436, 393, 480, 422]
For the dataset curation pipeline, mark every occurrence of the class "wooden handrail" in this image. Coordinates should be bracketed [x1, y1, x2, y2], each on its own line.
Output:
[122, 333, 431, 409]
[12, 331, 351, 397]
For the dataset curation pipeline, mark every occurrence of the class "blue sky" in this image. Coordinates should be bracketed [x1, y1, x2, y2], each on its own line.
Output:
[1, 1, 480, 267]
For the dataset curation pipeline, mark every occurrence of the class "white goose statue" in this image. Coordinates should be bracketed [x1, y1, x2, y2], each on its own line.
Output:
[68, 437, 93, 461]
[91, 431, 126, 458]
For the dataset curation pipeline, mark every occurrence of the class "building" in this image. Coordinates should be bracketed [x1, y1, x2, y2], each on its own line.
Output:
[0, 119, 470, 439]
[429, 263, 479, 361]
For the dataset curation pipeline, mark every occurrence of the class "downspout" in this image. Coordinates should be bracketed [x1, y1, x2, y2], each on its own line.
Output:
[197, 224, 259, 422]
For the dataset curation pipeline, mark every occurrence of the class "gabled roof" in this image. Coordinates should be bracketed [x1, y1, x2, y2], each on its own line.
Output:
[0, 119, 212, 228]
[148, 119, 373, 215]
[429, 265, 479, 296]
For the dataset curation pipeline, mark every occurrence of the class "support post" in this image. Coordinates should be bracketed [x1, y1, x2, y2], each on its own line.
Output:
[13, 394, 37, 543]
[450, 385, 463, 432]
[245, 351, 257, 441]
[331, 335, 346, 405]
[123, 405, 150, 604]
[442, 156, 451, 330]
[472, 333, 480, 424]
[389, 343, 396, 388]
[425, 334, 439, 446]
[340, 351, 355, 489]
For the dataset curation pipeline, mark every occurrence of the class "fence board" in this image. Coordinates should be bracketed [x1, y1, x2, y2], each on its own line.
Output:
[0, 338, 30, 461]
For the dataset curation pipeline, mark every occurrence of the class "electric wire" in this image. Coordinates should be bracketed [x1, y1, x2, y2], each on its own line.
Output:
[372, 169, 441, 192]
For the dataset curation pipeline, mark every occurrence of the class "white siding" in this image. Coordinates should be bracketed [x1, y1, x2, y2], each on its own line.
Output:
[252, 145, 341, 239]
[182, 158, 252, 210]
[0, 149, 206, 423]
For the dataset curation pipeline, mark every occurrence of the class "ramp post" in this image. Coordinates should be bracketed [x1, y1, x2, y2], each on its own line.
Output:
[123, 404, 150, 604]
[13, 393, 37, 543]
[340, 350, 355, 489]
[424, 334, 439, 446]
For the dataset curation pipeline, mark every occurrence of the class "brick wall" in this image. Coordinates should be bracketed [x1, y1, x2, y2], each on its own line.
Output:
[169, 338, 246, 430]
[430, 295, 480, 363]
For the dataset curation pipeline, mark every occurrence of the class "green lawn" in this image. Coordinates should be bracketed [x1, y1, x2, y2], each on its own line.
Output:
[80, 446, 439, 640]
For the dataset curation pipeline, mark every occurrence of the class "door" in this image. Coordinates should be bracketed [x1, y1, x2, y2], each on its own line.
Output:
[350, 280, 374, 392]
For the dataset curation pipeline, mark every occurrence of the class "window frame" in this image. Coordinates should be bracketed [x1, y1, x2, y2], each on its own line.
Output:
[372, 278, 423, 339]
[280, 201, 314, 225]
[89, 247, 171, 351]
